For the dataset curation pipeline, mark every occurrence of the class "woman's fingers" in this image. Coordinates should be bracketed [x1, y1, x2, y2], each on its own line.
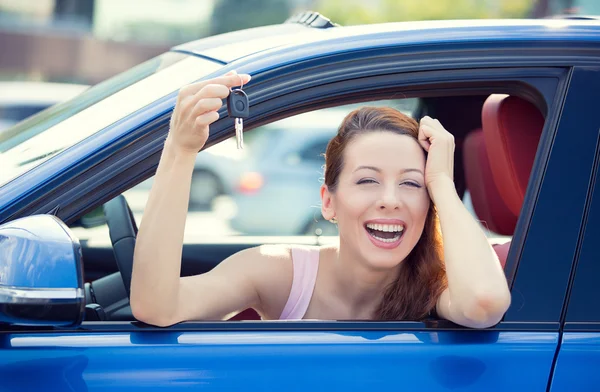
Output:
[418, 123, 433, 151]
[195, 111, 220, 128]
[181, 76, 249, 119]
[418, 116, 454, 151]
[194, 84, 230, 100]
[168, 70, 250, 154]
[191, 97, 223, 118]
[419, 116, 455, 187]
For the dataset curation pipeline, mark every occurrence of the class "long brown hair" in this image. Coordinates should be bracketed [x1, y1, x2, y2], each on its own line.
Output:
[324, 106, 447, 320]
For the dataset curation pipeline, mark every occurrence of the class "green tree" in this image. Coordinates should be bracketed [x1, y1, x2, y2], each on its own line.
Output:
[210, 0, 292, 35]
[315, 0, 536, 26]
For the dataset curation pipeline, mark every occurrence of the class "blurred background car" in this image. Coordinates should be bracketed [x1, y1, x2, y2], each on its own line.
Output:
[133, 138, 250, 210]
[131, 128, 263, 211]
[228, 110, 340, 236]
[0, 81, 88, 135]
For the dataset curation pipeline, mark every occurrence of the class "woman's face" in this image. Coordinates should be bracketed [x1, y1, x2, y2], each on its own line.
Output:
[324, 131, 431, 270]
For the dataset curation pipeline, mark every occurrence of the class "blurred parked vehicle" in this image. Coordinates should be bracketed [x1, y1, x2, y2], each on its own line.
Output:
[133, 137, 251, 210]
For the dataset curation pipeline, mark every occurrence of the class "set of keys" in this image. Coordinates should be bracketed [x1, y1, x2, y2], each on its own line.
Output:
[227, 77, 249, 149]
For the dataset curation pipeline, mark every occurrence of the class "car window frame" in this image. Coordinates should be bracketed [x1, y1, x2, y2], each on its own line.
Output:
[100, 68, 570, 330]
[561, 70, 600, 331]
[502, 67, 600, 326]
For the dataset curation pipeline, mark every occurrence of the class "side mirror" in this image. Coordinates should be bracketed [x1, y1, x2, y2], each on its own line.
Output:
[0, 214, 85, 327]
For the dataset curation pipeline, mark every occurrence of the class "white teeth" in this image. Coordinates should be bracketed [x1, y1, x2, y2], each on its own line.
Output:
[371, 233, 401, 243]
[366, 223, 404, 232]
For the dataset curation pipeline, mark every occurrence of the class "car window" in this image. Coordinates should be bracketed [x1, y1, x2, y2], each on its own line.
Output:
[0, 52, 221, 187]
[65, 81, 563, 327]
[167, 99, 421, 240]
[73, 93, 540, 247]
[70, 99, 419, 246]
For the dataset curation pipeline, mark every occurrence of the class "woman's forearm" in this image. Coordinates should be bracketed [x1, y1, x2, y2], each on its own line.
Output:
[130, 137, 197, 325]
[429, 177, 511, 325]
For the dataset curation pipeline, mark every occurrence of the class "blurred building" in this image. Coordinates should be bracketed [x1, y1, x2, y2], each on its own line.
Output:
[0, 0, 214, 84]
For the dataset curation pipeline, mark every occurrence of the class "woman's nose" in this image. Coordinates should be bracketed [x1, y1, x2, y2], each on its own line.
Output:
[378, 185, 401, 210]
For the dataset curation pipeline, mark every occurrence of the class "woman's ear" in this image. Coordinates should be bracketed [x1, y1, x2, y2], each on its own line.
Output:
[320, 184, 335, 221]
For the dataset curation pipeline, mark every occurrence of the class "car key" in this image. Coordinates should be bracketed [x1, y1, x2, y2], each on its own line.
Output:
[227, 86, 249, 149]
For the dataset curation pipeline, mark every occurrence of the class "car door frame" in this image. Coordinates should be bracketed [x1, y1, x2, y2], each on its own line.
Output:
[549, 65, 600, 390]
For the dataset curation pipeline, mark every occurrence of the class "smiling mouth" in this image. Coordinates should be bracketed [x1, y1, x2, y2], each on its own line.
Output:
[364, 223, 405, 243]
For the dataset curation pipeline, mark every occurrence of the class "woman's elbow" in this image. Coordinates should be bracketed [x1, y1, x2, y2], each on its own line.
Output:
[462, 290, 512, 329]
[130, 296, 174, 327]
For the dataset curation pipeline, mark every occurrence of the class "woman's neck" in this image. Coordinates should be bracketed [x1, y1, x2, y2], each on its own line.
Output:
[320, 242, 400, 318]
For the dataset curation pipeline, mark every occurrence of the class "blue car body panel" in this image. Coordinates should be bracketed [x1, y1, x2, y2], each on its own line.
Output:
[550, 333, 600, 390]
[1, 330, 557, 391]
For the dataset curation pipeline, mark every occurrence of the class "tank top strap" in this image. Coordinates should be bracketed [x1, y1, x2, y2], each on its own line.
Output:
[279, 247, 320, 320]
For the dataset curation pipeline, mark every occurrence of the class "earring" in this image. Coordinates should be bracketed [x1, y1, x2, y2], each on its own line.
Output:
[330, 216, 337, 224]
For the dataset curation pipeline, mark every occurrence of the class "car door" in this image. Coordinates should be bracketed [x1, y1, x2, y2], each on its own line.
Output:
[549, 68, 600, 389]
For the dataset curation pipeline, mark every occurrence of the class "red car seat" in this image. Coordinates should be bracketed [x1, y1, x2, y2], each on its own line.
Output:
[464, 94, 545, 267]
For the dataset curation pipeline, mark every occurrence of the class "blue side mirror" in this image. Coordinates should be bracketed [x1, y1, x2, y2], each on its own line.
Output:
[0, 214, 85, 327]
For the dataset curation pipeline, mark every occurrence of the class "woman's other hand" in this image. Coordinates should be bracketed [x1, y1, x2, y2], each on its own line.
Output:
[417, 116, 455, 190]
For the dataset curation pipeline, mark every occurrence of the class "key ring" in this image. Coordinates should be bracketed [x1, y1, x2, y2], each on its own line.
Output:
[230, 74, 244, 92]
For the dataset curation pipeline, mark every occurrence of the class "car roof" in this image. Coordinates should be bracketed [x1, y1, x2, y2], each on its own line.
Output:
[0, 82, 89, 106]
[173, 16, 600, 64]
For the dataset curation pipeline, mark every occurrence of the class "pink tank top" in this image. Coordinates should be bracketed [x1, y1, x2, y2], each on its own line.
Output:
[279, 247, 320, 320]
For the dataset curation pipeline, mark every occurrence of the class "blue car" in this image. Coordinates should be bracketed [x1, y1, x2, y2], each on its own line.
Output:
[1, 12, 600, 391]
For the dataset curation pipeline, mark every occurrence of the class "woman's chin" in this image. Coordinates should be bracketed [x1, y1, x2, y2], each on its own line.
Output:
[360, 228, 412, 269]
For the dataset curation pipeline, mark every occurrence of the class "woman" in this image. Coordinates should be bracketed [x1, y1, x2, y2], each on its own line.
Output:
[130, 71, 511, 328]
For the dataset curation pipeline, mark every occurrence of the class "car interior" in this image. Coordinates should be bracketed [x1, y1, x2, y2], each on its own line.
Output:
[73, 91, 546, 323]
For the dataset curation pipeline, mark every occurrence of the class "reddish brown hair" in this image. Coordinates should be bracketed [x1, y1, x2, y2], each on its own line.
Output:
[324, 106, 447, 320]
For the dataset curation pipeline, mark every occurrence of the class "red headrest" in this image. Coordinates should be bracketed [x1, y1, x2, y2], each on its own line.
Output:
[463, 129, 517, 235]
[482, 95, 544, 216]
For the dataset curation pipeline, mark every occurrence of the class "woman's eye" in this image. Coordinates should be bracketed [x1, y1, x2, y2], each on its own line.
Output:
[357, 178, 377, 185]
[401, 181, 422, 188]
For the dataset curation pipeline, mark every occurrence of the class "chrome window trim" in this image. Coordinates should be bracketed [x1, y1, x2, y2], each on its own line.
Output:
[0, 285, 84, 303]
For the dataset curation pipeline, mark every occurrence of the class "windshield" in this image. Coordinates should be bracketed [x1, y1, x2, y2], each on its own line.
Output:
[0, 52, 221, 187]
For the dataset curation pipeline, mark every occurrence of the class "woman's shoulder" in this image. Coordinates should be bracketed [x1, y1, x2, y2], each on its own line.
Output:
[230, 244, 294, 285]
[237, 244, 328, 319]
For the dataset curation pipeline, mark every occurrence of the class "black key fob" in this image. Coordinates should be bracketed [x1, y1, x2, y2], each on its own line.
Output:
[227, 89, 249, 118]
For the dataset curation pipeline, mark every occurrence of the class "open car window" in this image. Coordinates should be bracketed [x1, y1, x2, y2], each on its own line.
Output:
[72, 90, 528, 251]
[71, 98, 421, 246]
[69, 82, 553, 325]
